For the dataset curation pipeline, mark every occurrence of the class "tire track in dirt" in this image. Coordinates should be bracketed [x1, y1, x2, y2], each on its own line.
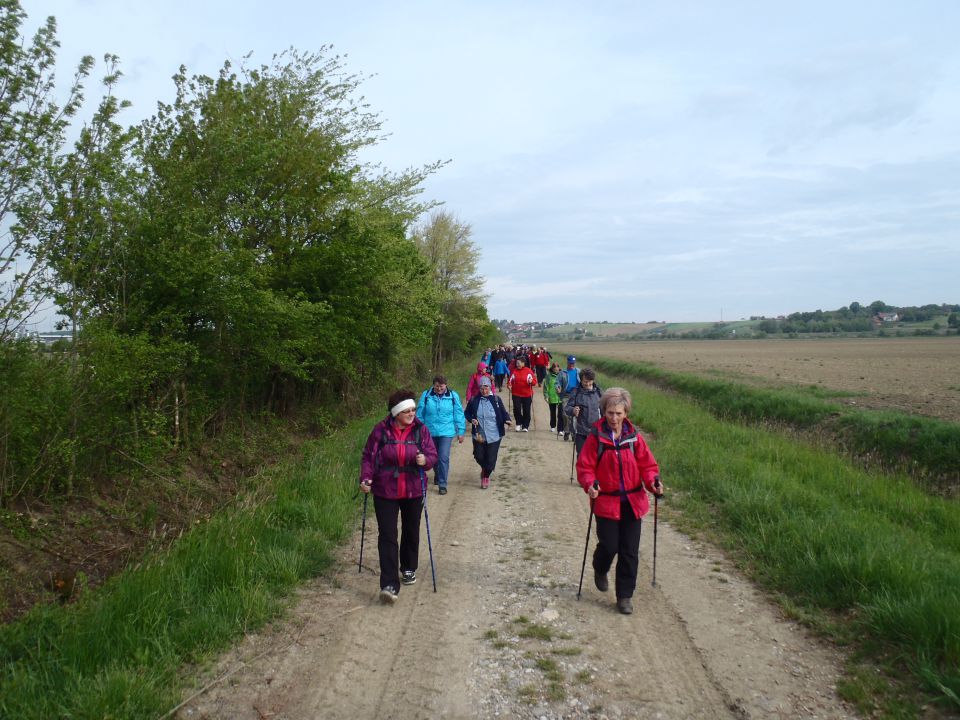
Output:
[178, 394, 854, 720]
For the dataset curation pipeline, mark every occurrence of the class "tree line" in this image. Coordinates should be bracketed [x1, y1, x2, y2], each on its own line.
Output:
[0, 2, 496, 503]
[753, 301, 960, 336]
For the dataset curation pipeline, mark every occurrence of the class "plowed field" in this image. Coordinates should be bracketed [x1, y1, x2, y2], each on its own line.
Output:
[560, 338, 960, 422]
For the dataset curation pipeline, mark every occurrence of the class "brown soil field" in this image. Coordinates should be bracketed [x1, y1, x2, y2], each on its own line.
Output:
[559, 337, 960, 423]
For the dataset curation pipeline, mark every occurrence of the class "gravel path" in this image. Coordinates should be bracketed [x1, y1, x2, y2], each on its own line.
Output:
[178, 395, 855, 719]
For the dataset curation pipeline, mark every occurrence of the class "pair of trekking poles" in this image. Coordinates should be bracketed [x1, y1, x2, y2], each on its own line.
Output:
[571, 413, 663, 598]
[358, 469, 438, 592]
[576, 487, 662, 598]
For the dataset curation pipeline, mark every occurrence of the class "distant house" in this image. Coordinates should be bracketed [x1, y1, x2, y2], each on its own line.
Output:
[876, 312, 899, 323]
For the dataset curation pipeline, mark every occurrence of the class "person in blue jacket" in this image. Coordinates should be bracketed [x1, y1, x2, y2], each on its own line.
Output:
[416, 375, 466, 495]
[493, 356, 509, 391]
[463, 376, 512, 489]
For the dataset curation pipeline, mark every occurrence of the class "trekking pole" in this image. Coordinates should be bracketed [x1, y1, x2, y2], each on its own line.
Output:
[419, 469, 438, 592]
[358, 491, 369, 573]
[577, 482, 599, 600]
[651, 483, 663, 587]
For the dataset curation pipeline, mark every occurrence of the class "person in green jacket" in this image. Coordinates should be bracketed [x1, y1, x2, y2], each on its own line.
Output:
[543, 361, 566, 436]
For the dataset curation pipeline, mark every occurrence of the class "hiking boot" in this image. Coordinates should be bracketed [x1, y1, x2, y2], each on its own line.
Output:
[438, 487, 447, 495]
[594, 570, 609, 592]
[617, 598, 633, 615]
[400, 570, 416, 585]
[379, 586, 399, 604]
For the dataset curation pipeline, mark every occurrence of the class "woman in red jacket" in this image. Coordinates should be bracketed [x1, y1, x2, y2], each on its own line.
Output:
[507, 356, 537, 431]
[577, 387, 663, 614]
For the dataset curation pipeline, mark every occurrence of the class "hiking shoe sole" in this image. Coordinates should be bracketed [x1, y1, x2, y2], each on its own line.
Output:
[379, 587, 399, 604]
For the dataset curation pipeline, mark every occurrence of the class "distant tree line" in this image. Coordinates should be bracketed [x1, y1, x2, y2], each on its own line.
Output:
[0, 2, 496, 502]
[753, 301, 959, 336]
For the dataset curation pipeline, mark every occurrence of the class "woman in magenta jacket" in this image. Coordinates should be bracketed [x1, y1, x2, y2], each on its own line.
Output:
[360, 389, 438, 603]
[577, 387, 663, 615]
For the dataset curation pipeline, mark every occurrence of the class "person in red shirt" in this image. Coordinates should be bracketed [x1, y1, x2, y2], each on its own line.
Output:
[532, 346, 550, 385]
[577, 387, 663, 615]
[507, 356, 537, 431]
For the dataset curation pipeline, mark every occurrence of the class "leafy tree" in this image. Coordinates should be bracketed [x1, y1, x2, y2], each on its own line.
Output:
[411, 210, 492, 367]
[0, 1, 93, 340]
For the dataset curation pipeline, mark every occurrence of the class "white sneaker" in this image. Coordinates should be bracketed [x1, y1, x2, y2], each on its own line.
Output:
[522, 428, 529, 432]
[516, 426, 522, 432]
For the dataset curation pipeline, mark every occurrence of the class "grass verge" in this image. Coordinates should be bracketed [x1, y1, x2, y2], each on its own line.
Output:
[0, 359, 477, 719]
[0, 417, 374, 718]
[595, 370, 960, 716]
[582, 355, 960, 493]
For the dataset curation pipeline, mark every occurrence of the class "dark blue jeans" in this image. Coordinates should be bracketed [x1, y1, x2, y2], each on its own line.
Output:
[471, 438, 502, 477]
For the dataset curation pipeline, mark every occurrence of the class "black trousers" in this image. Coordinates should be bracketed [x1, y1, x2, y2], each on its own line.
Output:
[472, 438, 502, 477]
[593, 499, 642, 599]
[513, 395, 532, 429]
[373, 495, 422, 591]
[548, 402, 565, 433]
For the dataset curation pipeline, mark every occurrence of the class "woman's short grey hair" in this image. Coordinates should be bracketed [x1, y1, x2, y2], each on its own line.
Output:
[599, 387, 632, 414]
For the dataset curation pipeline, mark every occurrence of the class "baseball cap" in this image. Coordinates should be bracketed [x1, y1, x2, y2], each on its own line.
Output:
[567, 355, 576, 363]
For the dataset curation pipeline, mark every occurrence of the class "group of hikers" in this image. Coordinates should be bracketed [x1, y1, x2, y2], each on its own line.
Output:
[358, 346, 664, 615]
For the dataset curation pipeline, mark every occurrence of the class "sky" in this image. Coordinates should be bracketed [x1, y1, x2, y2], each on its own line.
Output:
[22, 0, 960, 323]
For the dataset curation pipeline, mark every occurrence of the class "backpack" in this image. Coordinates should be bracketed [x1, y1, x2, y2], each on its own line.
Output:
[376, 423, 423, 477]
[588, 425, 646, 498]
[420, 388, 456, 414]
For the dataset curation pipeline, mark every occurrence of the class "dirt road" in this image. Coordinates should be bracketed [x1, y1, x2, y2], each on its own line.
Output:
[177, 394, 855, 719]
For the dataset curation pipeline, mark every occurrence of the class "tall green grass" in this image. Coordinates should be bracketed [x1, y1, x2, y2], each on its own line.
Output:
[0, 362, 477, 719]
[583, 355, 960, 490]
[0, 420, 371, 719]
[600, 372, 960, 712]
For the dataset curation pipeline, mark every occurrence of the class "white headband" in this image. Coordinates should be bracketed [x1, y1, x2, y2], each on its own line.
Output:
[390, 399, 416, 417]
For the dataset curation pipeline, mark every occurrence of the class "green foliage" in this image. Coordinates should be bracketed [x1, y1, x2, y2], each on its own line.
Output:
[0, 328, 190, 498]
[0, 0, 93, 340]
[411, 211, 496, 367]
[1, 10, 470, 504]
[0, 419, 369, 719]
